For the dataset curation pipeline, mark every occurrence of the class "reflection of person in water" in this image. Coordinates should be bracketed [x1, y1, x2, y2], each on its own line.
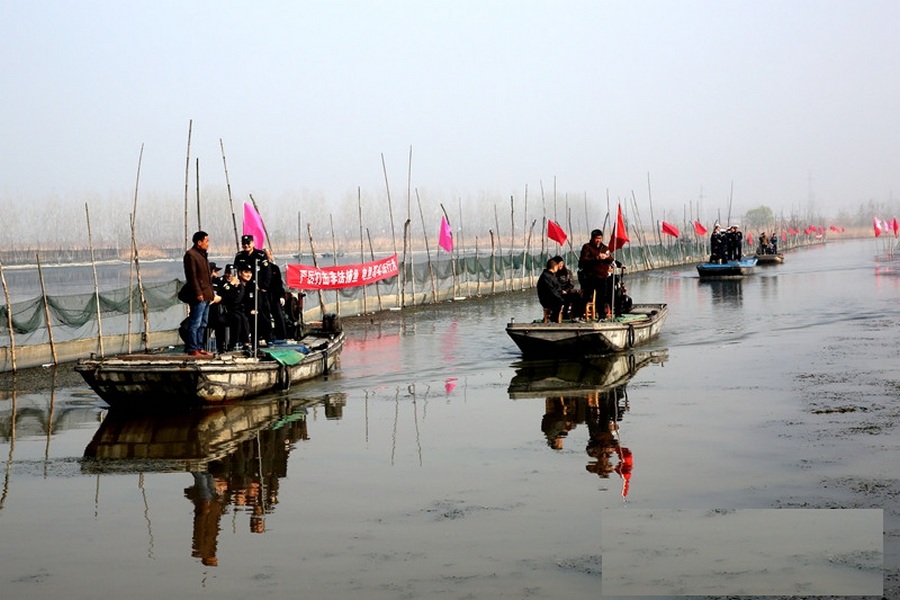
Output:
[184, 472, 228, 567]
[541, 397, 577, 450]
[182, 418, 310, 565]
[584, 387, 633, 498]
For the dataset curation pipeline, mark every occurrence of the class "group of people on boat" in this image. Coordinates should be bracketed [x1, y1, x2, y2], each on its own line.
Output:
[756, 231, 779, 255]
[180, 231, 301, 356]
[537, 229, 632, 322]
[708, 223, 744, 264]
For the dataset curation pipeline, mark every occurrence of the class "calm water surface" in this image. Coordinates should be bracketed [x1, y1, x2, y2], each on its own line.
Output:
[1, 238, 897, 599]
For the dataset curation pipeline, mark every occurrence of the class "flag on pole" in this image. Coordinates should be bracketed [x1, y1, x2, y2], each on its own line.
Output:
[661, 221, 680, 238]
[438, 215, 453, 252]
[242, 201, 266, 248]
[547, 219, 567, 245]
[874, 218, 883, 237]
[693, 221, 707, 236]
[607, 204, 629, 251]
[892, 217, 899, 237]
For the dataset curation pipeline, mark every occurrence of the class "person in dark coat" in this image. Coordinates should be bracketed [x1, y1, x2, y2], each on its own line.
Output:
[709, 223, 725, 263]
[552, 255, 582, 319]
[182, 231, 219, 356]
[214, 264, 249, 352]
[265, 249, 288, 341]
[537, 257, 566, 322]
[578, 229, 616, 313]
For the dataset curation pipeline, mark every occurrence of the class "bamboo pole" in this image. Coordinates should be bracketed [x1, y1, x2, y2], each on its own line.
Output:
[131, 217, 150, 352]
[493, 206, 504, 291]
[128, 144, 145, 353]
[220, 138, 240, 252]
[357, 187, 368, 314]
[85, 203, 104, 357]
[489, 230, 496, 295]
[403, 219, 414, 306]
[647, 172, 661, 247]
[35, 253, 57, 366]
[0, 260, 16, 372]
[380, 153, 399, 307]
[195, 157, 201, 230]
[366, 228, 383, 312]
[440, 203, 458, 298]
[415, 189, 437, 304]
[296, 211, 303, 262]
[248, 194, 273, 255]
[457, 198, 466, 294]
[474, 235, 481, 296]
[525, 219, 536, 287]
[183, 119, 192, 251]
[520, 185, 528, 290]
[306, 223, 326, 317]
[329, 214, 339, 317]
[540, 180, 547, 260]
[509, 194, 515, 290]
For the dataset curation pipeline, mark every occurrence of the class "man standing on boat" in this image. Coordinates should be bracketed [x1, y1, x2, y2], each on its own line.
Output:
[578, 229, 616, 316]
[183, 231, 219, 357]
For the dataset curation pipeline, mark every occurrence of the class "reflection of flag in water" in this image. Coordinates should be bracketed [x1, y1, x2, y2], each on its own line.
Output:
[693, 221, 707, 236]
[444, 377, 457, 394]
[615, 447, 633, 499]
[547, 219, 567, 245]
[439, 216, 453, 252]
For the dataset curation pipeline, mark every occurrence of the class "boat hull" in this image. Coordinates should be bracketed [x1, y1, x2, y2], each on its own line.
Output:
[696, 257, 758, 279]
[505, 303, 667, 358]
[754, 252, 784, 265]
[75, 330, 344, 408]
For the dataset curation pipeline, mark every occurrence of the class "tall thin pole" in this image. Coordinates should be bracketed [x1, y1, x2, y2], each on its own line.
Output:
[183, 119, 192, 250]
[220, 139, 240, 252]
[35, 253, 57, 366]
[248, 194, 273, 254]
[0, 260, 16, 372]
[415, 189, 437, 303]
[306, 224, 326, 317]
[128, 144, 144, 353]
[195, 157, 201, 230]
[85, 203, 104, 357]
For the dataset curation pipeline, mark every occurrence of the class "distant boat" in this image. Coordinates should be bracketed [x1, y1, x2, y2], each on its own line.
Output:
[754, 252, 785, 265]
[696, 256, 757, 279]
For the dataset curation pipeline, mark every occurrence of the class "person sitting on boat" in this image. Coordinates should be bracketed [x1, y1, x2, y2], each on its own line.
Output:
[770, 232, 778, 254]
[215, 264, 250, 352]
[578, 229, 617, 316]
[552, 255, 582, 319]
[537, 257, 566, 323]
[709, 223, 726, 263]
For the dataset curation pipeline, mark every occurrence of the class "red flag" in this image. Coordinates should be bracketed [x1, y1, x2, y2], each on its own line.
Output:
[661, 221, 680, 238]
[547, 219, 567, 245]
[693, 221, 707, 236]
[746, 232, 753, 245]
[892, 217, 899, 237]
[607, 205, 629, 251]
[874, 218, 883, 237]
[242, 201, 266, 248]
[438, 215, 453, 252]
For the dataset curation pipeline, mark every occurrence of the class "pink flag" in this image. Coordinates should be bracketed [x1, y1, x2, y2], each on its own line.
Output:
[438, 215, 453, 252]
[661, 221, 680, 238]
[547, 219, 567, 245]
[242, 201, 266, 248]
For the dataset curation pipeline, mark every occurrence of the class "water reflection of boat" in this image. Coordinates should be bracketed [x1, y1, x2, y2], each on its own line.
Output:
[507, 350, 666, 399]
[81, 394, 346, 567]
[508, 351, 666, 499]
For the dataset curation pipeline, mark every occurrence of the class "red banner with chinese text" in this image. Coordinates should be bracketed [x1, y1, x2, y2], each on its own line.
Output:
[286, 254, 399, 290]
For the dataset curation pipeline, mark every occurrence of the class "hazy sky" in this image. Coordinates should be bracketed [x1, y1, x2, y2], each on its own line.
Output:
[2, 0, 899, 227]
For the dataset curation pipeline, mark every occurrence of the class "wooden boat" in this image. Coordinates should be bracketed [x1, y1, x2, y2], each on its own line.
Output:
[754, 252, 785, 265]
[507, 350, 667, 399]
[505, 303, 668, 358]
[75, 322, 344, 408]
[696, 256, 757, 279]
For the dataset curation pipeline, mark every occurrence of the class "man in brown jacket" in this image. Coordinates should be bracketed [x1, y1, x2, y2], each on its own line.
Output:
[578, 229, 616, 311]
[183, 231, 219, 356]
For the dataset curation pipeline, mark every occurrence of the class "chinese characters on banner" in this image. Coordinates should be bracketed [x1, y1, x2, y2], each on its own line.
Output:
[285, 254, 399, 290]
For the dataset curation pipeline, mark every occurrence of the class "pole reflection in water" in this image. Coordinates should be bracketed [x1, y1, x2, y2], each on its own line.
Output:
[508, 350, 666, 501]
[81, 393, 347, 567]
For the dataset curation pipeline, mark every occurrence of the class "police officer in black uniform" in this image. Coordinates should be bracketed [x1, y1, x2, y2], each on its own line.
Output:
[234, 235, 272, 345]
